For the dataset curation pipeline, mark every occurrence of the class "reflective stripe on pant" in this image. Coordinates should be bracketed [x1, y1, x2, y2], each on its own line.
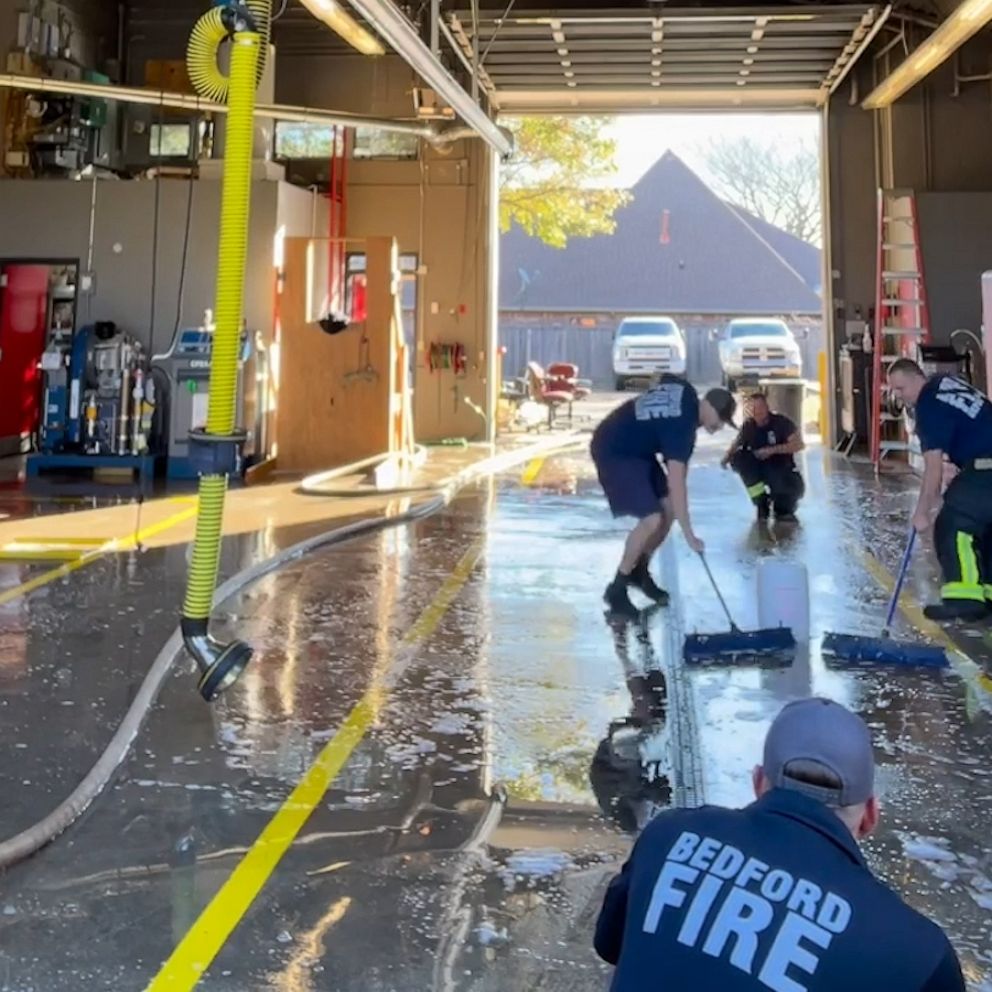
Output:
[933, 468, 992, 602]
[730, 449, 804, 513]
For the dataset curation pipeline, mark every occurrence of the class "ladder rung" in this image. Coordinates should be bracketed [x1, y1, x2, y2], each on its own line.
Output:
[883, 242, 917, 250]
[882, 270, 921, 279]
[882, 298, 922, 305]
[881, 441, 911, 452]
[882, 326, 926, 335]
[880, 355, 903, 364]
[880, 413, 902, 422]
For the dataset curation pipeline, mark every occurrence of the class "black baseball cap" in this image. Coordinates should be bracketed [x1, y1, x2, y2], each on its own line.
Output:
[704, 387, 737, 428]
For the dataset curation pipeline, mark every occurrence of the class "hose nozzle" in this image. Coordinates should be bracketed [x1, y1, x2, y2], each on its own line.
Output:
[182, 618, 253, 702]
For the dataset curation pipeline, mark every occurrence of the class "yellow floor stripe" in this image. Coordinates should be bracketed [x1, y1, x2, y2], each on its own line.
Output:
[0, 500, 198, 609]
[147, 538, 486, 991]
[521, 456, 546, 487]
[856, 549, 992, 701]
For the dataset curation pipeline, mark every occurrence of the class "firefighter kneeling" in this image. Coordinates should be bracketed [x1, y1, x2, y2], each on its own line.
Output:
[721, 393, 805, 523]
[888, 358, 992, 622]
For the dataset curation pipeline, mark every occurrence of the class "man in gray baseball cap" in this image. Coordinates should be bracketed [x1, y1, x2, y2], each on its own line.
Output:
[595, 697, 964, 992]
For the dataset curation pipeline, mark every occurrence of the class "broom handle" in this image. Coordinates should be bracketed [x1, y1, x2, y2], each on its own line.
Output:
[698, 552, 738, 630]
[884, 530, 917, 633]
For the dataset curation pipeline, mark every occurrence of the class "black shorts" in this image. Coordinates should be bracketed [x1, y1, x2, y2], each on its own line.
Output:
[591, 440, 668, 520]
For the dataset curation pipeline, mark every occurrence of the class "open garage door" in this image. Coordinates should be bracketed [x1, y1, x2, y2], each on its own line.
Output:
[446, 4, 888, 112]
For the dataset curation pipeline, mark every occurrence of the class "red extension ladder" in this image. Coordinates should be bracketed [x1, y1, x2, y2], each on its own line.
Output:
[870, 188, 932, 469]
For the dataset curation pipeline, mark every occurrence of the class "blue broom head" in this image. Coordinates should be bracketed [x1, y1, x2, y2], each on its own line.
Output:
[821, 632, 948, 668]
[683, 626, 796, 666]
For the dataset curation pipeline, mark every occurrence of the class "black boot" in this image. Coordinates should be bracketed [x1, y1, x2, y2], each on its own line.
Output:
[755, 495, 771, 522]
[629, 558, 670, 605]
[923, 600, 989, 622]
[604, 574, 640, 619]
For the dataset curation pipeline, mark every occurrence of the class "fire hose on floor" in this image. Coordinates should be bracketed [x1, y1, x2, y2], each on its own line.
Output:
[182, 1, 269, 702]
[0, 436, 581, 868]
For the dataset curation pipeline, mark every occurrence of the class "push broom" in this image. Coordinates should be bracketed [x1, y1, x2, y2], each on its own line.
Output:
[683, 553, 796, 664]
[822, 530, 948, 668]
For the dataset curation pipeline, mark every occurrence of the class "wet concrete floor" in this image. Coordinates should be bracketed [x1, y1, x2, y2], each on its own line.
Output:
[0, 427, 991, 990]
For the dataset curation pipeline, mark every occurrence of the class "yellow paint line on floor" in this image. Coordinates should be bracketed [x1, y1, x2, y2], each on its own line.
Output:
[147, 538, 487, 992]
[856, 548, 992, 702]
[521, 455, 547, 487]
[0, 500, 198, 608]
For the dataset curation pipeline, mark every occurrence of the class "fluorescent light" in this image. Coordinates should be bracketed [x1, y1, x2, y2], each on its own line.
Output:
[864, 0, 992, 108]
[299, 0, 385, 56]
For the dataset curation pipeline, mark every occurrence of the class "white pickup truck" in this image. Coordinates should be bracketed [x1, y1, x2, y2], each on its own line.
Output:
[612, 316, 688, 391]
[717, 318, 803, 391]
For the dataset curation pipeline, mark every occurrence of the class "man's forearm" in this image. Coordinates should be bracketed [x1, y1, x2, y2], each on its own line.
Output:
[769, 434, 804, 456]
[668, 464, 693, 533]
[916, 459, 943, 517]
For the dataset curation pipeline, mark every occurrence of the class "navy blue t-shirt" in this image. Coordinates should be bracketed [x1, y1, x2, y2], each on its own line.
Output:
[736, 413, 799, 469]
[595, 380, 700, 462]
[914, 375, 992, 467]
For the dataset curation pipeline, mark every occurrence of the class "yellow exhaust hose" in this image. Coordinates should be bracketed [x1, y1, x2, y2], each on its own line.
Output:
[186, 1, 271, 103]
[181, 6, 266, 702]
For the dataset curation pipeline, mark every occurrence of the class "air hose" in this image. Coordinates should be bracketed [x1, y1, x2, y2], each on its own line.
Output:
[181, 3, 267, 702]
[186, 1, 270, 102]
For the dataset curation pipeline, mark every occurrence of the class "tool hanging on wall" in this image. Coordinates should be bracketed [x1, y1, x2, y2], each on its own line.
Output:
[428, 342, 467, 375]
[343, 331, 378, 385]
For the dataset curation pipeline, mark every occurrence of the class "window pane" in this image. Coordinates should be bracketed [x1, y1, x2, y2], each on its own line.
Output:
[353, 126, 419, 160]
[275, 122, 417, 160]
[150, 123, 191, 157]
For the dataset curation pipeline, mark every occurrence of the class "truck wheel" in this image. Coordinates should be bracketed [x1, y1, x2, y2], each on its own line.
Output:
[615, 376, 626, 392]
[723, 373, 736, 392]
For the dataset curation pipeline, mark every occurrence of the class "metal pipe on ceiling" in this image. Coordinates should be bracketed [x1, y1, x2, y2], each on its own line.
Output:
[342, 0, 513, 157]
[0, 72, 437, 138]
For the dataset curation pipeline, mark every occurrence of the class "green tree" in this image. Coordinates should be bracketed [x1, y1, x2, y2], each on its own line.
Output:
[500, 116, 629, 249]
[699, 135, 821, 244]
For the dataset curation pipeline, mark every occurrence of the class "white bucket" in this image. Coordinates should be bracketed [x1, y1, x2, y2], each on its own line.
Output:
[757, 560, 810, 641]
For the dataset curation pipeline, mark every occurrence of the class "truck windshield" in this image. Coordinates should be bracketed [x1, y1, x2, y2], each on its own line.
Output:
[619, 321, 677, 337]
[730, 323, 788, 339]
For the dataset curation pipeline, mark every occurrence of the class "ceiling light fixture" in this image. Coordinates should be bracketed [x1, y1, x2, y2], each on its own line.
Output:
[299, 0, 385, 55]
[863, 0, 992, 108]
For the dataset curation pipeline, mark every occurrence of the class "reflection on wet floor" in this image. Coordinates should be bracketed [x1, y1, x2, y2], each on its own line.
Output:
[0, 438, 990, 990]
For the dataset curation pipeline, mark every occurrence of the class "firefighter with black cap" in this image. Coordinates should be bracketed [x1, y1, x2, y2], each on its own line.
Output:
[590, 376, 737, 618]
[888, 358, 992, 621]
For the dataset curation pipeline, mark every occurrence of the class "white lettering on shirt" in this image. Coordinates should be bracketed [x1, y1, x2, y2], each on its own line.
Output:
[758, 911, 833, 992]
[635, 382, 684, 421]
[638, 833, 854, 991]
[935, 376, 984, 419]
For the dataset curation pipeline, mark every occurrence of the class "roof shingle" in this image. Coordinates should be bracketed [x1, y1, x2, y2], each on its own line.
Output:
[500, 150, 822, 316]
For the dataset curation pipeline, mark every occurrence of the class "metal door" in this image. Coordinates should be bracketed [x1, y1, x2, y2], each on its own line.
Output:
[0, 265, 50, 453]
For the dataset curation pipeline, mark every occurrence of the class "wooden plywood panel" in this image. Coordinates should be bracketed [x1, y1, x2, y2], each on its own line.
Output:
[275, 236, 399, 474]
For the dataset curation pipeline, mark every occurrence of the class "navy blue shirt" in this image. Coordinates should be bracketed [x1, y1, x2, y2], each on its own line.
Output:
[595, 379, 700, 462]
[736, 412, 799, 470]
[595, 789, 963, 992]
[914, 375, 992, 468]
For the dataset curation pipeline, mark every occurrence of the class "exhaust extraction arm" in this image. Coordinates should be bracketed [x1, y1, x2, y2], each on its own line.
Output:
[181, 0, 268, 702]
